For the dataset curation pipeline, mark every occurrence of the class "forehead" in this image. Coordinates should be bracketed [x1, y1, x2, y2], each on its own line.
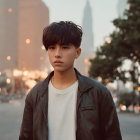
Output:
[49, 43, 75, 48]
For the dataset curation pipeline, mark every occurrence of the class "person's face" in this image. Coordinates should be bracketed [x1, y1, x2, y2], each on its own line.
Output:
[48, 44, 81, 72]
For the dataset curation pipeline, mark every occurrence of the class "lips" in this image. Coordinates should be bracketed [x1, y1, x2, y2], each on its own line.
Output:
[54, 60, 63, 65]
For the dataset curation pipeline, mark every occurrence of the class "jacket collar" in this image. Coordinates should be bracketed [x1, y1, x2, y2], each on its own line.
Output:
[75, 68, 93, 93]
[38, 68, 93, 97]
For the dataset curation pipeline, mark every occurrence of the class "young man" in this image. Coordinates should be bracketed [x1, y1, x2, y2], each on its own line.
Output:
[19, 21, 122, 140]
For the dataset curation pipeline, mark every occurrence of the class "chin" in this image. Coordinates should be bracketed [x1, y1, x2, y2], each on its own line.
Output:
[54, 67, 66, 72]
[54, 66, 73, 73]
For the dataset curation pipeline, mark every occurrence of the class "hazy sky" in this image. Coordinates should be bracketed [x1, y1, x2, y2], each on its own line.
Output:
[42, 0, 119, 49]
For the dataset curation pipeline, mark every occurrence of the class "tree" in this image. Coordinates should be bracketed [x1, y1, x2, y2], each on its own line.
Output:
[89, 0, 140, 87]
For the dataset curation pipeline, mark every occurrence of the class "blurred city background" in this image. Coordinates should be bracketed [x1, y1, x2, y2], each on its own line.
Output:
[0, 0, 140, 140]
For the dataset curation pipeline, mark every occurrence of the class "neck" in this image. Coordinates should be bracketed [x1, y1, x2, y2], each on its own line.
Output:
[51, 68, 77, 89]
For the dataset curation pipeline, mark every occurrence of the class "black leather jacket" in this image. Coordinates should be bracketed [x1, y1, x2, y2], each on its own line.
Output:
[19, 69, 122, 140]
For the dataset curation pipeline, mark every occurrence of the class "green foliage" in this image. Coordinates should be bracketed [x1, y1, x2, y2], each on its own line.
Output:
[89, 0, 140, 86]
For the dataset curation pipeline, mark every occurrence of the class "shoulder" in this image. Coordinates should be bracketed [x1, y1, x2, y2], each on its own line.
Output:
[27, 81, 43, 95]
[80, 75, 112, 100]
[25, 71, 53, 101]
[81, 75, 109, 92]
[25, 80, 45, 105]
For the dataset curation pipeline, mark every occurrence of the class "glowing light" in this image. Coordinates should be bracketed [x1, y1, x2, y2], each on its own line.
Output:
[8, 8, 12, 13]
[40, 56, 44, 60]
[26, 39, 31, 44]
[0, 72, 1, 76]
[6, 78, 11, 84]
[107, 40, 111, 44]
[137, 87, 140, 91]
[136, 106, 140, 110]
[25, 80, 37, 89]
[41, 45, 45, 50]
[121, 105, 126, 111]
[84, 58, 88, 64]
[7, 56, 11, 61]
[0, 88, 1, 92]
[13, 69, 22, 77]
[23, 71, 28, 76]
[98, 76, 102, 82]
[9, 100, 13, 104]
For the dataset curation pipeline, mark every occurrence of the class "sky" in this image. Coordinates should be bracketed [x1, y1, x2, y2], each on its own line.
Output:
[42, 0, 119, 50]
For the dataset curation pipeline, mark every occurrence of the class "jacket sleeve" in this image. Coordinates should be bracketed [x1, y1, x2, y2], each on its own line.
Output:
[19, 92, 33, 140]
[99, 88, 122, 140]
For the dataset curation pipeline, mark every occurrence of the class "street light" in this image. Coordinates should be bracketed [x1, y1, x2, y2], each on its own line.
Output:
[98, 76, 102, 82]
[8, 8, 12, 13]
[84, 58, 88, 64]
[23, 71, 28, 76]
[7, 56, 11, 61]
[41, 45, 45, 51]
[137, 86, 140, 113]
[13, 69, 22, 77]
[137, 87, 140, 92]
[107, 40, 111, 44]
[6, 78, 11, 84]
[26, 39, 31, 44]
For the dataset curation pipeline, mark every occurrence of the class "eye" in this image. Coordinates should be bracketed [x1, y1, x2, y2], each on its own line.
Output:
[62, 45, 69, 49]
[48, 46, 55, 50]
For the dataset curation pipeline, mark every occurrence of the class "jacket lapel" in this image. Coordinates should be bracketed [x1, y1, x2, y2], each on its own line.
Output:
[75, 68, 93, 109]
[39, 72, 54, 126]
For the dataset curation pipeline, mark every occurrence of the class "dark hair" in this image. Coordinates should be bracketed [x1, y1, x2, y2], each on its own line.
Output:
[42, 21, 83, 50]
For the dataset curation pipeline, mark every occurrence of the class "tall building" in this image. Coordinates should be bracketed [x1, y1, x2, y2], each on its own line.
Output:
[82, 0, 94, 57]
[0, 0, 18, 71]
[75, 0, 94, 75]
[117, 0, 127, 18]
[0, 0, 49, 72]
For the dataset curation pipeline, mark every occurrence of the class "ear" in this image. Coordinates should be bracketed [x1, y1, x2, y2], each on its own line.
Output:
[75, 48, 81, 59]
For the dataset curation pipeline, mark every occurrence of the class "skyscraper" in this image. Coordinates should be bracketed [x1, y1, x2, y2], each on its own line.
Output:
[82, 0, 94, 57]
[75, 0, 94, 75]
[0, 0, 49, 72]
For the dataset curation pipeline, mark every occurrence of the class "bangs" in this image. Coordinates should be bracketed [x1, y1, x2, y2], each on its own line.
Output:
[42, 21, 82, 50]
[45, 29, 70, 46]
[44, 26, 71, 47]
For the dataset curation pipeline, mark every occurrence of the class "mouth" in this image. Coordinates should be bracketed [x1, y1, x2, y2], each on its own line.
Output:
[54, 60, 63, 65]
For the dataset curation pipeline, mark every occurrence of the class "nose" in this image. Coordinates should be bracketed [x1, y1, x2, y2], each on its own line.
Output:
[55, 47, 62, 58]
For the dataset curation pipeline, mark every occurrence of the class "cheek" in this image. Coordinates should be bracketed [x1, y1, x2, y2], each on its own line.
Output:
[65, 53, 76, 62]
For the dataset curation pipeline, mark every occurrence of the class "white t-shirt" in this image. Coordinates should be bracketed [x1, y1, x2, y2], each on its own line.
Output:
[48, 80, 78, 140]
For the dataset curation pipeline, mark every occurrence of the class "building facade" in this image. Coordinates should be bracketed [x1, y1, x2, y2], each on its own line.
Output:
[0, 0, 49, 72]
[0, 0, 18, 71]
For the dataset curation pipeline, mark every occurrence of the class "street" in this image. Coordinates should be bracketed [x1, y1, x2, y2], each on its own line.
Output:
[0, 98, 24, 140]
[119, 113, 140, 140]
[0, 98, 140, 140]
